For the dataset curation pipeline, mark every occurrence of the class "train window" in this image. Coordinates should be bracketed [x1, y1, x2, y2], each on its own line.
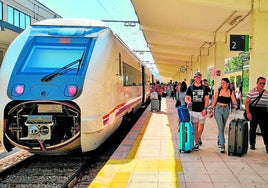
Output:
[123, 62, 142, 86]
[21, 47, 85, 72]
[118, 53, 122, 76]
[145, 74, 151, 85]
[17, 37, 92, 75]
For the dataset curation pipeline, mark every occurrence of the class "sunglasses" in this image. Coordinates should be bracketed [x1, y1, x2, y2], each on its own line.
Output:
[259, 82, 266, 85]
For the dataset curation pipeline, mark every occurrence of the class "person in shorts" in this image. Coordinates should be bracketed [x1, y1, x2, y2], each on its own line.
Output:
[185, 72, 209, 150]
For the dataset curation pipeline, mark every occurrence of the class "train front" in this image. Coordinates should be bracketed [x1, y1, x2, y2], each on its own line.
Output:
[0, 19, 106, 155]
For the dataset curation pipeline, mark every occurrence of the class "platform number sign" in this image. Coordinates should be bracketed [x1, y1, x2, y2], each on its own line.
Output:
[230, 35, 249, 51]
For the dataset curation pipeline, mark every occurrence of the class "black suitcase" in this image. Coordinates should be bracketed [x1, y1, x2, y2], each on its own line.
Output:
[228, 118, 248, 156]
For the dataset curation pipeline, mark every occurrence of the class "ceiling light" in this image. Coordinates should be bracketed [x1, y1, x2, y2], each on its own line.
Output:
[229, 15, 242, 26]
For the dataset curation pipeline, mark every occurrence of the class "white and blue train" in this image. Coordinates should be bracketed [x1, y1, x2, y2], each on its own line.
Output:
[0, 19, 152, 155]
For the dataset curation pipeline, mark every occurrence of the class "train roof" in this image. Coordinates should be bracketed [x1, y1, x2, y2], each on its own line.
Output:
[32, 18, 107, 27]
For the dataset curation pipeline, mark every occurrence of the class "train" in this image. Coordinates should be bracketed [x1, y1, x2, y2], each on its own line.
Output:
[0, 18, 152, 155]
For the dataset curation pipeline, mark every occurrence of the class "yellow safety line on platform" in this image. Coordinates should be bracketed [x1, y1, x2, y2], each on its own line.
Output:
[89, 104, 182, 188]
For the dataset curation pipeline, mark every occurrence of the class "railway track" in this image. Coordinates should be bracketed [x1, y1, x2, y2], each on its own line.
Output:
[0, 103, 148, 187]
[0, 153, 91, 187]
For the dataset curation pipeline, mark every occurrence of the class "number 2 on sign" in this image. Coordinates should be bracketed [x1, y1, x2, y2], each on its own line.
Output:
[231, 41, 236, 49]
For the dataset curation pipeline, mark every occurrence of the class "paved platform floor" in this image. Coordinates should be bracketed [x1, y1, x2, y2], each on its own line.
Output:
[89, 98, 268, 188]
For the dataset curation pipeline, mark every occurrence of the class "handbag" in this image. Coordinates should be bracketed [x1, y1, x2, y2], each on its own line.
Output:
[243, 90, 264, 121]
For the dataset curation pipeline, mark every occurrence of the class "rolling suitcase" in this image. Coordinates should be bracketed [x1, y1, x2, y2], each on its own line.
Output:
[228, 118, 248, 156]
[179, 121, 194, 153]
[151, 99, 160, 111]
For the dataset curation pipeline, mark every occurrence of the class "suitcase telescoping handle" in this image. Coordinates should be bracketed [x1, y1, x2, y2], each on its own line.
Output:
[232, 110, 242, 119]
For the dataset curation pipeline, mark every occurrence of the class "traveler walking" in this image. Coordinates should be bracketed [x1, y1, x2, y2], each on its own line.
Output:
[209, 78, 237, 153]
[185, 72, 209, 150]
[244, 76, 268, 153]
[178, 81, 187, 105]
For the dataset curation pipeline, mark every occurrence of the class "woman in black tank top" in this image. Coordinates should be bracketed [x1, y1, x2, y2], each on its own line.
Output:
[209, 78, 237, 153]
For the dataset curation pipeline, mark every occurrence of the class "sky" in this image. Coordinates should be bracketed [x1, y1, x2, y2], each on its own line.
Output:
[37, 0, 158, 75]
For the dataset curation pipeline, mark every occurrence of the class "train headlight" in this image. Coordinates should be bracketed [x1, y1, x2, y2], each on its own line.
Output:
[65, 85, 77, 96]
[12, 84, 25, 96]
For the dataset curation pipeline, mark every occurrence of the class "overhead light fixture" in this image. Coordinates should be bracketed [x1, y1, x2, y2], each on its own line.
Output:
[229, 15, 242, 26]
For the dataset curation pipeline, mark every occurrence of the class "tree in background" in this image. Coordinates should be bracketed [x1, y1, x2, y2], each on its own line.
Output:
[225, 53, 250, 104]
[225, 56, 243, 73]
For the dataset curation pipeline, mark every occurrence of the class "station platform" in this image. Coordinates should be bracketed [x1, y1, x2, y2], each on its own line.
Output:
[89, 98, 268, 188]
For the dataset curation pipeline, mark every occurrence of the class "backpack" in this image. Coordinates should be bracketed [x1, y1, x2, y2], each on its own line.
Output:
[190, 84, 206, 94]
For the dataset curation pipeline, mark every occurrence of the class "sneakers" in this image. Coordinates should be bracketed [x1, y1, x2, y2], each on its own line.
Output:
[193, 138, 202, 151]
[219, 145, 225, 153]
[250, 145, 256, 150]
[198, 138, 202, 145]
[193, 144, 199, 151]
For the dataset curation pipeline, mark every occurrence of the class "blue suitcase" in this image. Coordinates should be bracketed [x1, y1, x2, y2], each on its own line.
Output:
[179, 121, 194, 153]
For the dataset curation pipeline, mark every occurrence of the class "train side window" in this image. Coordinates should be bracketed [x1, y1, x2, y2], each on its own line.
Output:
[145, 74, 151, 85]
[118, 53, 122, 76]
[123, 62, 142, 86]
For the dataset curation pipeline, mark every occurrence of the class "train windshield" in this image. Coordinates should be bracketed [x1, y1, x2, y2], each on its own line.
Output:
[18, 36, 92, 76]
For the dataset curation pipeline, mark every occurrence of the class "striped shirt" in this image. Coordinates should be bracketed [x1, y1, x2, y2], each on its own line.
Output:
[246, 88, 268, 107]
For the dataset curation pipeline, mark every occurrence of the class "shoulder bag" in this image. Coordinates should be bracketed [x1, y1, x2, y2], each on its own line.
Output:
[243, 90, 264, 121]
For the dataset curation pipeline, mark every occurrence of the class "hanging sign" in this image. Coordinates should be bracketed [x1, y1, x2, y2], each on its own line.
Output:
[230, 35, 249, 51]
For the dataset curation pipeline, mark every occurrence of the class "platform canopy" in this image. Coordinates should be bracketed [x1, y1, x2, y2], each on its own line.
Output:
[131, 0, 252, 82]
